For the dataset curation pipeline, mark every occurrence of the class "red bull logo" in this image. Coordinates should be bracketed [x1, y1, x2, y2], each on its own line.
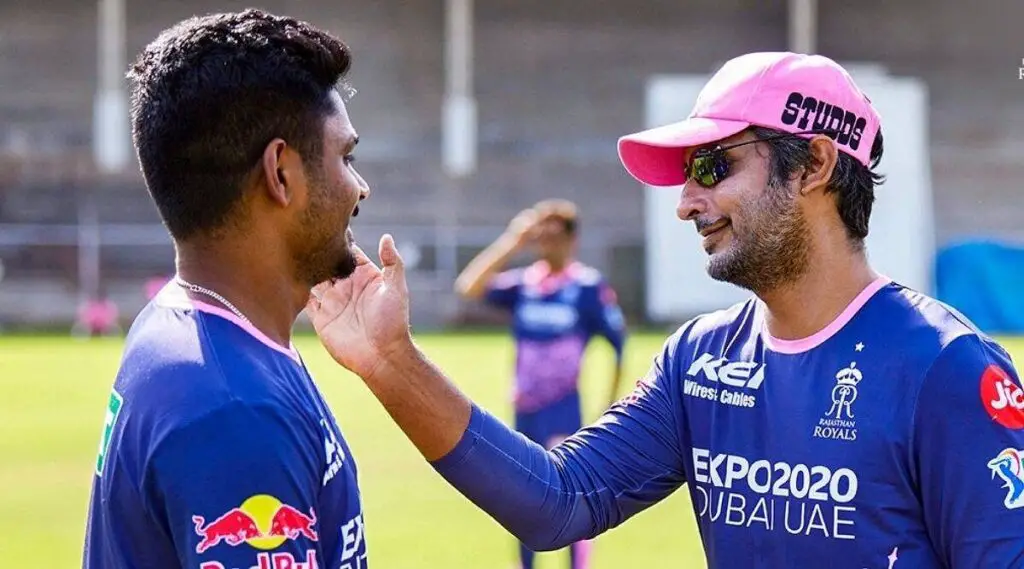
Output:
[193, 494, 319, 554]
[199, 550, 318, 569]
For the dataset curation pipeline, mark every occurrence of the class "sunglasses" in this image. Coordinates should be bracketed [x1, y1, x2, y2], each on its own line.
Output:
[684, 129, 836, 188]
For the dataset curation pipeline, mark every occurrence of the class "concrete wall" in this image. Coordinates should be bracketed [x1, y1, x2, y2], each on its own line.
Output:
[0, 0, 1018, 328]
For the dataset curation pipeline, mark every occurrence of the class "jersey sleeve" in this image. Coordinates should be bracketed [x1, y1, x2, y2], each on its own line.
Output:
[482, 268, 523, 311]
[912, 334, 1024, 567]
[143, 401, 325, 569]
[429, 334, 687, 551]
[581, 279, 627, 362]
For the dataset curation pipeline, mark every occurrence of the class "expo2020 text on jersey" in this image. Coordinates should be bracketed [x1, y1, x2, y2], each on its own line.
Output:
[432, 276, 1024, 568]
[83, 283, 368, 569]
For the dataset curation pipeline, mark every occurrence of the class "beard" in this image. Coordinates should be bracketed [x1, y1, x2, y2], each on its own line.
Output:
[293, 178, 359, 287]
[705, 181, 811, 295]
[323, 235, 358, 282]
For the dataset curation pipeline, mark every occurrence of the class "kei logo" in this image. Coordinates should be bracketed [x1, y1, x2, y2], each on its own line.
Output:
[980, 364, 1024, 429]
[686, 353, 766, 389]
[987, 448, 1024, 510]
[683, 353, 763, 408]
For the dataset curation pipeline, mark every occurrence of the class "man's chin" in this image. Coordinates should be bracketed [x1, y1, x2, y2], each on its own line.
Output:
[328, 250, 359, 281]
[705, 248, 731, 273]
[305, 253, 357, 287]
[705, 251, 751, 290]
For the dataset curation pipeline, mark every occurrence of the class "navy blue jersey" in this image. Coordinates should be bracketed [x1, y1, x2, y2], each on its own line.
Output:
[83, 283, 367, 569]
[484, 261, 626, 412]
[432, 277, 1024, 567]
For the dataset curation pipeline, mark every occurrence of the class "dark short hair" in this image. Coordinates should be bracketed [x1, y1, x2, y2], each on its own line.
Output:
[561, 217, 578, 236]
[550, 212, 577, 236]
[534, 198, 578, 237]
[127, 9, 353, 241]
[751, 126, 885, 243]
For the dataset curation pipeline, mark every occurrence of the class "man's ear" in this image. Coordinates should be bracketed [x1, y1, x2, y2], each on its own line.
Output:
[800, 134, 839, 196]
[261, 138, 293, 207]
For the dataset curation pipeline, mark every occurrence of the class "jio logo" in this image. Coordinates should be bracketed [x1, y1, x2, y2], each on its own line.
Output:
[981, 364, 1024, 430]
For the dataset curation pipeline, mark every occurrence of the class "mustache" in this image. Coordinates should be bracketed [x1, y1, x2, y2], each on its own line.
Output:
[694, 216, 727, 233]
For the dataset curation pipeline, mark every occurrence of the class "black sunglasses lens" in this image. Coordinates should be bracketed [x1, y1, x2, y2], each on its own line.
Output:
[689, 152, 726, 187]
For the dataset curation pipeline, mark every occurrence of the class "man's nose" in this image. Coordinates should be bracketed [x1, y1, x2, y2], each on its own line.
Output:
[676, 182, 707, 221]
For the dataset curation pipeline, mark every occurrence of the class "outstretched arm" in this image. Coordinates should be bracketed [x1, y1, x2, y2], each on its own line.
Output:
[583, 280, 628, 406]
[363, 343, 687, 550]
[306, 235, 687, 550]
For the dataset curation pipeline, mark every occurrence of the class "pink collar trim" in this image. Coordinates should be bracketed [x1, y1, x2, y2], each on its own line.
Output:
[189, 299, 301, 363]
[157, 282, 302, 363]
[523, 260, 581, 290]
[762, 276, 891, 354]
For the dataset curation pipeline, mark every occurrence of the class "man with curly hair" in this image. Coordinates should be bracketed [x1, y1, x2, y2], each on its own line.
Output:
[83, 9, 370, 569]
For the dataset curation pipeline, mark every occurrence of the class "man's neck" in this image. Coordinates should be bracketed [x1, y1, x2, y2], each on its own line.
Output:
[543, 256, 572, 273]
[175, 238, 303, 348]
[758, 247, 879, 342]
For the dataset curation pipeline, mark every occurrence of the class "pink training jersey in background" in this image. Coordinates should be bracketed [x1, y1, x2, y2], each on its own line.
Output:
[484, 260, 626, 413]
[79, 299, 119, 335]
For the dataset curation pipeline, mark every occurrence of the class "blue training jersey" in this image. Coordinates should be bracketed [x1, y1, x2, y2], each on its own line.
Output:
[432, 277, 1024, 568]
[484, 261, 626, 412]
[83, 283, 368, 569]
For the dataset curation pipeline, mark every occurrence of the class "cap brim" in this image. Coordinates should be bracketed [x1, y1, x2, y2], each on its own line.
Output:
[617, 117, 751, 187]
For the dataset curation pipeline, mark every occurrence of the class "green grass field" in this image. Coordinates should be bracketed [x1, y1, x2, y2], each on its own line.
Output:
[2, 331, 1022, 567]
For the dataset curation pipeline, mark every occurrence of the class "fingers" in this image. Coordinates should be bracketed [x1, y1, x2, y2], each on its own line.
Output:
[304, 292, 323, 328]
[306, 275, 356, 326]
[378, 234, 399, 266]
[311, 281, 331, 301]
[351, 243, 375, 267]
[379, 234, 406, 290]
[321, 276, 357, 317]
[305, 281, 332, 328]
[516, 207, 537, 220]
[305, 280, 331, 317]
[510, 208, 539, 230]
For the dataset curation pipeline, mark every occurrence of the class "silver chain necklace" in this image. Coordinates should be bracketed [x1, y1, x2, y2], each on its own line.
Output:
[174, 276, 251, 324]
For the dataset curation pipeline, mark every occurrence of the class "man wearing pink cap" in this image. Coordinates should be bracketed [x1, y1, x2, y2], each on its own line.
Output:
[307, 52, 1024, 567]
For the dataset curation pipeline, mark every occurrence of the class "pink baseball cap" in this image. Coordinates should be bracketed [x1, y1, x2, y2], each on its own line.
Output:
[617, 51, 882, 187]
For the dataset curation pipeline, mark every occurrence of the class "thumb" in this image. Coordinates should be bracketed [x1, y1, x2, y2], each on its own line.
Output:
[379, 234, 405, 285]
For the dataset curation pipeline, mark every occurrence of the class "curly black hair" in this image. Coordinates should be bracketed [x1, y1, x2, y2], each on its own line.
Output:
[127, 9, 353, 240]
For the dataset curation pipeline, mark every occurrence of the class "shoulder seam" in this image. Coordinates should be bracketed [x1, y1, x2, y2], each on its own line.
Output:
[140, 399, 317, 487]
[906, 332, 985, 468]
[137, 398, 318, 533]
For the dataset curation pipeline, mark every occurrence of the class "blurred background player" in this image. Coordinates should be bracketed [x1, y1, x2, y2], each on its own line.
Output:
[455, 199, 626, 569]
[71, 291, 121, 338]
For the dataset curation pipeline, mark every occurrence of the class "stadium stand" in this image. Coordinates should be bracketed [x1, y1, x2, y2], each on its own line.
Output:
[0, 0, 1021, 330]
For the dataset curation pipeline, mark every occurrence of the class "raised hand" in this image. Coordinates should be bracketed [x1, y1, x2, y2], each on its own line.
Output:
[505, 207, 542, 248]
[306, 234, 413, 381]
